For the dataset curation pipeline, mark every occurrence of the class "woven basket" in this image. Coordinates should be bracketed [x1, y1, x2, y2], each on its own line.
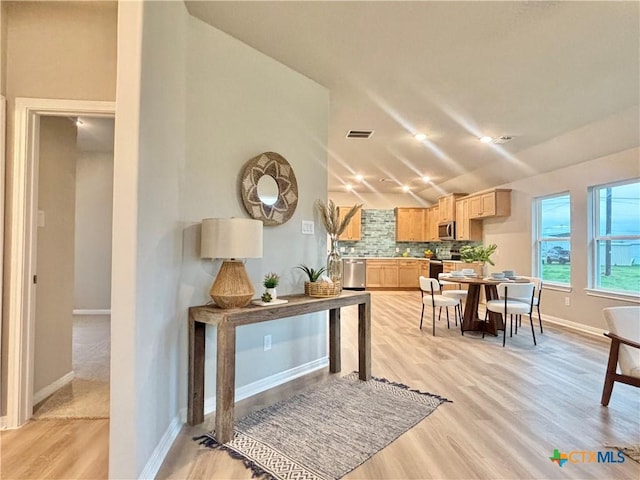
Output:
[305, 281, 342, 297]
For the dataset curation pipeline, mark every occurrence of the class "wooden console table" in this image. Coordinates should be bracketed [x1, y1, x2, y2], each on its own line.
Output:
[188, 291, 372, 443]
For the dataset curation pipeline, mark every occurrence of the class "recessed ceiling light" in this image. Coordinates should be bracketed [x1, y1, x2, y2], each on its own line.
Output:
[355, 174, 364, 182]
[345, 184, 353, 191]
[402, 185, 410, 192]
[422, 176, 431, 183]
[414, 133, 427, 141]
[479, 136, 493, 143]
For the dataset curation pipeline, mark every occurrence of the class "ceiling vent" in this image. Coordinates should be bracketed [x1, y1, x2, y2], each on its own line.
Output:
[493, 136, 514, 144]
[346, 130, 374, 139]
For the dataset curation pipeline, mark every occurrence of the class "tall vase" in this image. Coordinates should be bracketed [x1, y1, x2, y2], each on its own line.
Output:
[327, 234, 343, 293]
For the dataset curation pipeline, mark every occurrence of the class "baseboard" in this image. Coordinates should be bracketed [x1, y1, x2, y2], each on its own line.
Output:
[73, 309, 111, 315]
[541, 314, 605, 337]
[0, 416, 7, 430]
[179, 357, 329, 423]
[138, 415, 182, 480]
[33, 371, 74, 405]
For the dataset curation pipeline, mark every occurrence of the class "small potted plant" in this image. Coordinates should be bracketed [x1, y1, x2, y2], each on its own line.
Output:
[460, 244, 497, 276]
[262, 272, 280, 301]
[296, 264, 339, 297]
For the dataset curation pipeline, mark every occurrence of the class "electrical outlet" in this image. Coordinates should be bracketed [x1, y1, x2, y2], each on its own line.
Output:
[564, 297, 570, 306]
[406, 247, 410, 253]
[395, 247, 400, 253]
[263, 334, 272, 351]
[350, 247, 355, 253]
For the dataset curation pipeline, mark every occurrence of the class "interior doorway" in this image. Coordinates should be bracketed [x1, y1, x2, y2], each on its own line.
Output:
[5, 98, 115, 428]
[30, 115, 113, 420]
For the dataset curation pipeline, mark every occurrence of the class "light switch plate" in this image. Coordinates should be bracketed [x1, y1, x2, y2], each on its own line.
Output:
[301, 220, 314, 235]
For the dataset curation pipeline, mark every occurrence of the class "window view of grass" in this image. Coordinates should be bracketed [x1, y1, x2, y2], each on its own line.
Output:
[543, 264, 640, 294]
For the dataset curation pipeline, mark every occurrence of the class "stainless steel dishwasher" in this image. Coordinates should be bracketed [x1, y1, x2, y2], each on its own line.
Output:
[342, 258, 366, 290]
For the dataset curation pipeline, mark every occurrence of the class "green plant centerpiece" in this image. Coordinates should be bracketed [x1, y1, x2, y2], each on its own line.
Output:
[261, 272, 280, 302]
[460, 244, 498, 265]
[315, 200, 362, 291]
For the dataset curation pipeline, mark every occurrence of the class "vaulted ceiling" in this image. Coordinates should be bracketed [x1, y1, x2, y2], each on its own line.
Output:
[185, 1, 639, 201]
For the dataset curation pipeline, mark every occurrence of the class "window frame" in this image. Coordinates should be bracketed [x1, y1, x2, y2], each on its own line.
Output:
[588, 178, 640, 298]
[533, 191, 571, 287]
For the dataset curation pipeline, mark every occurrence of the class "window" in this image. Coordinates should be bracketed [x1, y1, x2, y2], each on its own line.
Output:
[535, 193, 571, 285]
[591, 179, 640, 296]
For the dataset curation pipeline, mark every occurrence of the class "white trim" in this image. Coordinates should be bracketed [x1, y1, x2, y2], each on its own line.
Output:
[6, 98, 115, 429]
[180, 357, 329, 422]
[73, 309, 112, 315]
[543, 284, 572, 293]
[584, 288, 640, 304]
[1, 416, 7, 430]
[33, 371, 74, 405]
[541, 313, 605, 337]
[138, 415, 183, 480]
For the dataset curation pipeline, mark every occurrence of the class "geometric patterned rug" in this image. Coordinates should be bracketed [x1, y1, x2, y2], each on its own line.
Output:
[608, 445, 640, 464]
[195, 372, 451, 480]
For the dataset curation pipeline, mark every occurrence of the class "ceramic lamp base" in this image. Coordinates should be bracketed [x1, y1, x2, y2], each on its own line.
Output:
[210, 259, 254, 309]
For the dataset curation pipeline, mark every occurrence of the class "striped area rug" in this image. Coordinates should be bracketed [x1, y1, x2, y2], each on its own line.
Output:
[195, 372, 450, 480]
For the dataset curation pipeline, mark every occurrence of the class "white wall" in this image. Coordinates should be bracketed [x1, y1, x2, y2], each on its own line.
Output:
[74, 151, 113, 310]
[329, 191, 431, 209]
[485, 147, 640, 330]
[112, 2, 329, 477]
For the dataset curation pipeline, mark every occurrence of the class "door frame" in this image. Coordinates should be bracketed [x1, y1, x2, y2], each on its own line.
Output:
[6, 97, 115, 428]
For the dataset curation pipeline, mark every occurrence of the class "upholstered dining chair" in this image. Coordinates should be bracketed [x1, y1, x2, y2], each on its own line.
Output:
[438, 273, 467, 325]
[516, 276, 544, 333]
[419, 276, 462, 336]
[601, 306, 640, 406]
[485, 282, 536, 347]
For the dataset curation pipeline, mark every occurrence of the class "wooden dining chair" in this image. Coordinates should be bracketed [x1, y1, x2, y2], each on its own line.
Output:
[601, 306, 640, 406]
[485, 282, 535, 347]
[419, 276, 461, 336]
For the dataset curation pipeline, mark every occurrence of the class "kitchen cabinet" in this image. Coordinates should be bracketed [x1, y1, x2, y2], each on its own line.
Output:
[337, 206, 362, 241]
[395, 208, 427, 242]
[438, 193, 467, 223]
[455, 198, 483, 241]
[398, 260, 420, 287]
[425, 206, 440, 241]
[420, 261, 430, 279]
[365, 260, 399, 287]
[468, 189, 511, 219]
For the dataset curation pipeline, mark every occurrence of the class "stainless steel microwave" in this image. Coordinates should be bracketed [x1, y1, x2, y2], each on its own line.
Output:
[438, 221, 456, 240]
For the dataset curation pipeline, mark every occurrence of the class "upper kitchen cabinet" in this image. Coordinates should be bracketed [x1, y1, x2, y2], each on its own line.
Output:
[395, 207, 426, 241]
[338, 206, 362, 241]
[426, 206, 440, 241]
[438, 193, 467, 222]
[468, 189, 512, 219]
[455, 197, 483, 241]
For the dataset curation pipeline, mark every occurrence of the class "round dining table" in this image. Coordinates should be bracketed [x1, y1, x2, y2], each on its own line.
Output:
[443, 275, 530, 336]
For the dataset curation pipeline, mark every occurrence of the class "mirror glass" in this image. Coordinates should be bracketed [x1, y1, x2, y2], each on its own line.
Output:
[257, 175, 279, 206]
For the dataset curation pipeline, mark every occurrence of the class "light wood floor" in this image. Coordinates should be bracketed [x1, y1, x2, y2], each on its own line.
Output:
[2, 292, 639, 479]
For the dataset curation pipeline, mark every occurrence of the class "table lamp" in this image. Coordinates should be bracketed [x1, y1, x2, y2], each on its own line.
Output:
[201, 218, 263, 309]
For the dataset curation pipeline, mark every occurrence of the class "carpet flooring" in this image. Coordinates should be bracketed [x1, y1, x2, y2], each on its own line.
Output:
[196, 372, 450, 480]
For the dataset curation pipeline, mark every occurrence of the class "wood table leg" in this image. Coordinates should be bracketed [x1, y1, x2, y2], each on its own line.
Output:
[358, 300, 371, 381]
[462, 284, 481, 332]
[187, 316, 206, 426]
[215, 322, 236, 444]
[329, 308, 341, 373]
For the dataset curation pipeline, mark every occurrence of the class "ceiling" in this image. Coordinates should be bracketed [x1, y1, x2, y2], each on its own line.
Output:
[185, 1, 639, 201]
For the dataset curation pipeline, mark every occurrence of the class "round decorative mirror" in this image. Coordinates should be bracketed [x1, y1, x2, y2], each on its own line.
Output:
[239, 152, 298, 226]
[256, 175, 279, 206]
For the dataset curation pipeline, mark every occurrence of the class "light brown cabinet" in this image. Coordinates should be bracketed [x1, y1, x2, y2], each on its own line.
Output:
[337, 206, 362, 241]
[438, 193, 467, 223]
[455, 198, 483, 241]
[420, 261, 430, 279]
[365, 260, 399, 288]
[395, 208, 427, 242]
[425, 206, 440, 241]
[398, 260, 420, 287]
[468, 189, 511, 219]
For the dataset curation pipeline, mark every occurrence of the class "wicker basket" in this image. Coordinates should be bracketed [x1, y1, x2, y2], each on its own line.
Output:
[305, 281, 342, 297]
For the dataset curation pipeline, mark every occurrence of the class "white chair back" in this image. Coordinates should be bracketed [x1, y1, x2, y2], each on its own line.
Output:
[419, 276, 440, 293]
[497, 282, 534, 302]
[603, 306, 640, 377]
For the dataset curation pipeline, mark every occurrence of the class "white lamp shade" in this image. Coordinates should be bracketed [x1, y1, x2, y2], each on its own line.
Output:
[201, 218, 263, 259]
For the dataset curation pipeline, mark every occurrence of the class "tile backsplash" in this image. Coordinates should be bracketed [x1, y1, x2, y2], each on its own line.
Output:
[339, 209, 477, 257]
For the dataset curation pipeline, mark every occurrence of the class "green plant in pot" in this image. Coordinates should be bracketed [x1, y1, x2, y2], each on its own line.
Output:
[460, 244, 498, 266]
[262, 272, 280, 301]
[296, 265, 326, 282]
